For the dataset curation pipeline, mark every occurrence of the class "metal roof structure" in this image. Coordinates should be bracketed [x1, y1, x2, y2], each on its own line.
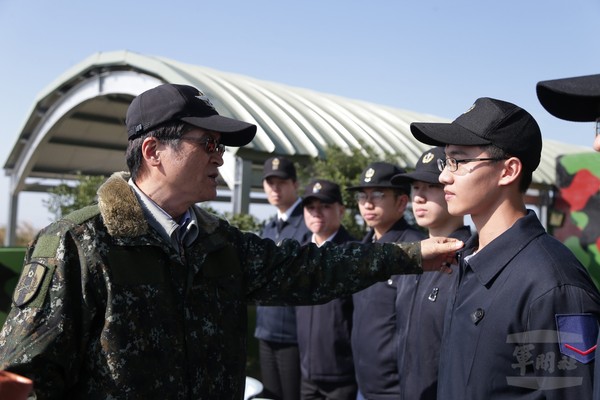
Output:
[3, 50, 593, 244]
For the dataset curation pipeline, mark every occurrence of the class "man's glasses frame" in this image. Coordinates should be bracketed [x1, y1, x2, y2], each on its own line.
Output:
[355, 191, 386, 205]
[181, 136, 225, 156]
[437, 157, 507, 173]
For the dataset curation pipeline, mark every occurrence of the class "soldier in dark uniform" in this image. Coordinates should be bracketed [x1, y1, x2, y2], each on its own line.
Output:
[390, 146, 471, 400]
[296, 179, 358, 400]
[536, 72, 600, 399]
[347, 162, 426, 400]
[0, 83, 463, 399]
[412, 96, 600, 399]
[255, 156, 310, 400]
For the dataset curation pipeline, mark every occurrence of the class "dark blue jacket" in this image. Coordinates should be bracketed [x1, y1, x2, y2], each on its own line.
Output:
[254, 200, 312, 343]
[396, 225, 471, 400]
[296, 226, 357, 383]
[352, 218, 426, 399]
[438, 211, 600, 399]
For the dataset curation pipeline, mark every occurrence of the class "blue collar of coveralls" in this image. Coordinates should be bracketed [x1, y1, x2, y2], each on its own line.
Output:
[461, 210, 545, 286]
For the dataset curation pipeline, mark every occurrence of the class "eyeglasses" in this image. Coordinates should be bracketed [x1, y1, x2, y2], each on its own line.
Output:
[355, 191, 386, 205]
[181, 136, 225, 156]
[437, 157, 506, 172]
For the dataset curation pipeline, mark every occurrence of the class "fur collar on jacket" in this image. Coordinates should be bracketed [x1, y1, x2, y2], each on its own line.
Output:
[97, 172, 220, 238]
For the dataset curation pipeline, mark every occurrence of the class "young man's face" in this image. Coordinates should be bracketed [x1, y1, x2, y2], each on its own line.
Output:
[357, 187, 407, 235]
[303, 199, 344, 240]
[263, 176, 299, 211]
[411, 180, 453, 230]
[438, 145, 506, 218]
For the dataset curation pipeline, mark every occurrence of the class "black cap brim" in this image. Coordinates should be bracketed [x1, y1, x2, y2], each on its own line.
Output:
[536, 74, 600, 122]
[181, 115, 256, 146]
[302, 195, 338, 205]
[410, 122, 491, 147]
[391, 171, 440, 185]
[263, 171, 293, 180]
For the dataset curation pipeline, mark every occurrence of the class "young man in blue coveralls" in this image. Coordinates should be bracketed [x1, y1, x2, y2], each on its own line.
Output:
[536, 73, 600, 399]
[412, 96, 600, 399]
[296, 179, 358, 400]
[346, 162, 426, 400]
[255, 156, 311, 400]
[390, 146, 471, 400]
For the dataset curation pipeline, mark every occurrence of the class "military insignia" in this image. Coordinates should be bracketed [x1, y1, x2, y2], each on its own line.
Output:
[312, 182, 322, 193]
[364, 168, 375, 183]
[194, 91, 216, 111]
[13, 262, 47, 307]
[556, 314, 599, 363]
[427, 287, 439, 302]
[422, 152, 434, 164]
[272, 158, 280, 170]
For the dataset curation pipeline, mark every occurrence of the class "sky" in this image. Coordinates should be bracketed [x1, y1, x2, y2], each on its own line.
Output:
[1, 0, 599, 231]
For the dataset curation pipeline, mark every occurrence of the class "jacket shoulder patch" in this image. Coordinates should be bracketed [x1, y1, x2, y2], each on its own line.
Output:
[555, 313, 599, 364]
[12, 262, 53, 307]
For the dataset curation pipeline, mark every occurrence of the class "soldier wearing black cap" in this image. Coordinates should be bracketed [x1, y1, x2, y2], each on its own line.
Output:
[0, 83, 464, 399]
[390, 147, 471, 400]
[255, 156, 310, 400]
[296, 179, 358, 400]
[411, 97, 600, 399]
[347, 162, 427, 400]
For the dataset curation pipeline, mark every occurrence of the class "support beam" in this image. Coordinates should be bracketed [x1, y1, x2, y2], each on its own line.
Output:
[6, 191, 19, 246]
[232, 157, 252, 214]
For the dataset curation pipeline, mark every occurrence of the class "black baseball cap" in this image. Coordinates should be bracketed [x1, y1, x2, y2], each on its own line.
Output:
[536, 74, 600, 122]
[391, 147, 445, 185]
[263, 157, 297, 180]
[302, 179, 343, 205]
[410, 97, 542, 172]
[346, 162, 410, 193]
[126, 83, 257, 146]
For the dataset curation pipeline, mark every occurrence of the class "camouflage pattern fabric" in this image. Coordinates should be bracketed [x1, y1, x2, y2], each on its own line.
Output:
[552, 152, 600, 288]
[0, 172, 422, 400]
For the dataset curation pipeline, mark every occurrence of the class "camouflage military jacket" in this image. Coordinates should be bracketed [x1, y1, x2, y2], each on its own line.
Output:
[0, 172, 422, 399]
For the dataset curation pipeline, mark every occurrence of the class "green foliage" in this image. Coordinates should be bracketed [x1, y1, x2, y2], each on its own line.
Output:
[223, 212, 263, 234]
[200, 204, 263, 234]
[43, 173, 106, 219]
[296, 141, 405, 239]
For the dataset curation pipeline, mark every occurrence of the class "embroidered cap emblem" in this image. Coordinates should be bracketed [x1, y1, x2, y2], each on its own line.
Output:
[422, 152, 434, 164]
[312, 182, 322, 193]
[364, 168, 375, 183]
[194, 91, 216, 111]
[272, 158, 280, 170]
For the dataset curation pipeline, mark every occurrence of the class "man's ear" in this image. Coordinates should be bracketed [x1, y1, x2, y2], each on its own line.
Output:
[141, 137, 161, 166]
[395, 192, 409, 211]
[498, 157, 522, 187]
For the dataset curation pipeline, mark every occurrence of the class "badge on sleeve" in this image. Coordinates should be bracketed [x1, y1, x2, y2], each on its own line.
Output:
[13, 262, 47, 307]
[555, 314, 599, 364]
